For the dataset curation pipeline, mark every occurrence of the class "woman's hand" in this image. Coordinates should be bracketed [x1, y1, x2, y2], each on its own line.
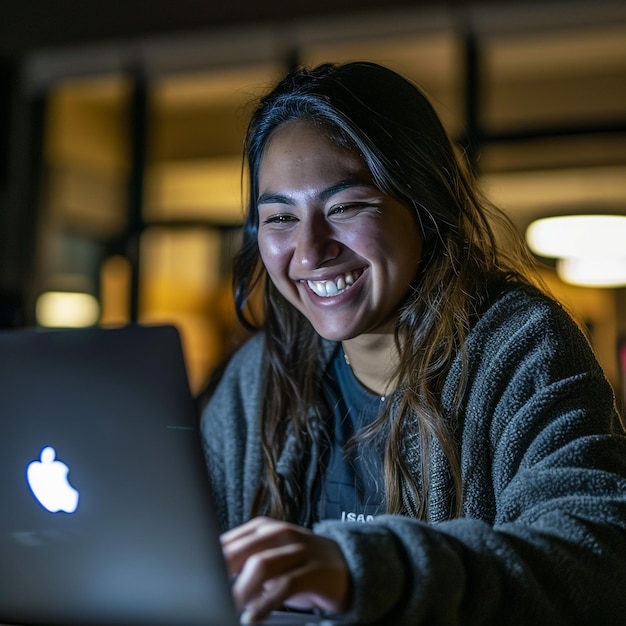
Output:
[221, 516, 351, 623]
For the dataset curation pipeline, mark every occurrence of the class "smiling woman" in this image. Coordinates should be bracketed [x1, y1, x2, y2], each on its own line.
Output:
[256, 120, 422, 345]
[200, 61, 626, 625]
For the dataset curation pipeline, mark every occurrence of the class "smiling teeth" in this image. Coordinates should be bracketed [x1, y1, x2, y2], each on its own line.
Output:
[307, 271, 358, 297]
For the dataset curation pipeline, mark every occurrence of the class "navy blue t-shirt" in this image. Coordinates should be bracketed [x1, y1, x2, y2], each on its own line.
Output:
[313, 348, 386, 523]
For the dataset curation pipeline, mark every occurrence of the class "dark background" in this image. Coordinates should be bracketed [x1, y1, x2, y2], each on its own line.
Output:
[0, 0, 560, 57]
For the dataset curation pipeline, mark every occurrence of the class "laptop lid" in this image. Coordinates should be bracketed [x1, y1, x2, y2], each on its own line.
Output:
[0, 324, 240, 626]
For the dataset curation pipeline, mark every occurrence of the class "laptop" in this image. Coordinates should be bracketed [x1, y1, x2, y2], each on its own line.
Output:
[0, 324, 344, 626]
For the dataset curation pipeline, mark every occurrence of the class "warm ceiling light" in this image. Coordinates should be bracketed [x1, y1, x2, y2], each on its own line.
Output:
[36, 291, 100, 328]
[526, 214, 626, 259]
[557, 257, 626, 288]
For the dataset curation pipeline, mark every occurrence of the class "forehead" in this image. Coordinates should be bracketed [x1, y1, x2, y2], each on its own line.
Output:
[266, 118, 352, 150]
[259, 121, 369, 186]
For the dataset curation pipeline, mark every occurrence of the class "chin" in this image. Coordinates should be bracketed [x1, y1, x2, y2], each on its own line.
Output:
[311, 325, 360, 342]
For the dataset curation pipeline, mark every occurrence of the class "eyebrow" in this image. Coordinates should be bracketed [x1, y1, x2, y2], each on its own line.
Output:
[256, 177, 376, 206]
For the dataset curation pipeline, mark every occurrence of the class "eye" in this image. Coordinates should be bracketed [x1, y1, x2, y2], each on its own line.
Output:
[262, 213, 297, 225]
[329, 203, 358, 215]
[329, 202, 374, 217]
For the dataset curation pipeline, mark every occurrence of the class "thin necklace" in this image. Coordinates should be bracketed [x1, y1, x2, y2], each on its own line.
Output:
[343, 348, 386, 402]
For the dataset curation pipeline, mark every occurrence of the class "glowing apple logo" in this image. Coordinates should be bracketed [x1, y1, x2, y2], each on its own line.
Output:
[26, 446, 80, 513]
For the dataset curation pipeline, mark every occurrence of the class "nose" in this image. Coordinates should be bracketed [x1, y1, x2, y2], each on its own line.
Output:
[293, 214, 341, 270]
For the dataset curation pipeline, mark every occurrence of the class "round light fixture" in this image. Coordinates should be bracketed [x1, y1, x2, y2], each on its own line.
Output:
[526, 214, 626, 259]
[36, 291, 100, 328]
[557, 257, 626, 288]
[526, 214, 626, 287]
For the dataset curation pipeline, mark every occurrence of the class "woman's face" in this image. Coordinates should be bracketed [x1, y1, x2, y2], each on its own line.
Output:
[256, 120, 422, 341]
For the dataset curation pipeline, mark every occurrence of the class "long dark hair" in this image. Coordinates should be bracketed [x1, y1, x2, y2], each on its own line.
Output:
[234, 61, 537, 521]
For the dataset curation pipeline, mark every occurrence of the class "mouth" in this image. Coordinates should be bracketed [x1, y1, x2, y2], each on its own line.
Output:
[304, 268, 364, 298]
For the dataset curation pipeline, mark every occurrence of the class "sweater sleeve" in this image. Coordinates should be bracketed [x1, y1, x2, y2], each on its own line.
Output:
[315, 287, 626, 625]
[200, 333, 266, 532]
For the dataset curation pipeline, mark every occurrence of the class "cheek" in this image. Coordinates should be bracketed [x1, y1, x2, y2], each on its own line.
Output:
[257, 234, 275, 264]
[258, 236, 289, 277]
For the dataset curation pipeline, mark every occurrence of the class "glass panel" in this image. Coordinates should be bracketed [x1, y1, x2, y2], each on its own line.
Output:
[299, 30, 464, 137]
[481, 25, 626, 132]
[144, 63, 282, 224]
[138, 63, 281, 387]
[480, 134, 626, 173]
[139, 226, 238, 393]
[480, 165, 626, 231]
[100, 255, 131, 327]
[37, 74, 130, 327]
[145, 156, 245, 224]
[44, 74, 130, 236]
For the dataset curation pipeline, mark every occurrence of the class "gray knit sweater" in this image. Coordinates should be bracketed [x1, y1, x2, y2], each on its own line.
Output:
[201, 282, 626, 625]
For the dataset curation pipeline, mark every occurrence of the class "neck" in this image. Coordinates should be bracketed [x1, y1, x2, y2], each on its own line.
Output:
[341, 334, 398, 397]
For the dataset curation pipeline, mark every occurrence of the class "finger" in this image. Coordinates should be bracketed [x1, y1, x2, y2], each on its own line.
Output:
[234, 540, 350, 621]
[221, 516, 273, 544]
[222, 517, 300, 556]
[239, 573, 301, 624]
[232, 542, 309, 610]
[239, 558, 326, 625]
[239, 556, 345, 624]
[221, 518, 276, 577]
[223, 519, 311, 576]
[222, 520, 351, 620]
